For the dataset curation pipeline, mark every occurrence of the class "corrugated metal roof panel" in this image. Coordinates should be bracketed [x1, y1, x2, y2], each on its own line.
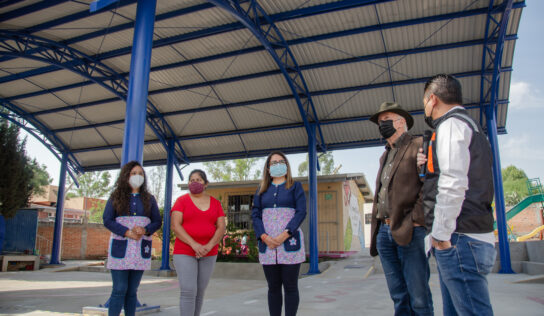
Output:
[190, 51, 277, 82]
[0, 0, 41, 15]
[389, 46, 482, 81]
[182, 135, 245, 157]
[74, 149, 121, 168]
[275, 4, 379, 41]
[57, 129, 109, 150]
[303, 58, 390, 92]
[148, 87, 220, 113]
[382, 16, 486, 53]
[375, 0, 488, 24]
[170, 108, 236, 136]
[44, 84, 118, 106]
[313, 87, 393, 120]
[211, 74, 291, 103]
[0, 58, 48, 77]
[153, 6, 235, 40]
[1, 2, 85, 28]
[322, 121, 378, 144]
[74, 28, 136, 57]
[34, 9, 131, 43]
[241, 128, 307, 151]
[169, 28, 260, 61]
[11, 69, 84, 94]
[289, 31, 385, 66]
[228, 99, 301, 130]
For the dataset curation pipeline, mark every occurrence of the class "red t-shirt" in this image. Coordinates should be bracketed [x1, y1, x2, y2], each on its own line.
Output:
[171, 194, 225, 257]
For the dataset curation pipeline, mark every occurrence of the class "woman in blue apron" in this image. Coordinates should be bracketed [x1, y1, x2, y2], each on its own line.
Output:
[103, 161, 162, 316]
[252, 152, 307, 316]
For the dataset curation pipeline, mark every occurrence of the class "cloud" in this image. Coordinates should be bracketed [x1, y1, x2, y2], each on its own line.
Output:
[509, 81, 544, 110]
[500, 133, 544, 162]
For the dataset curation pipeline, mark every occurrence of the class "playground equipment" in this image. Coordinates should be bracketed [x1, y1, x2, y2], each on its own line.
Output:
[516, 225, 544, 242]
[495, 178, 544, 240]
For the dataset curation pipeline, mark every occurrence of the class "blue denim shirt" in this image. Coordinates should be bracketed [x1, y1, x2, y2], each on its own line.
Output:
[251, 181, 306, 240]
[103, 194, 162, 237]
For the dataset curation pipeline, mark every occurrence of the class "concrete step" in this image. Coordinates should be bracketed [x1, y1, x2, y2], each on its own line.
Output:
[522, 261, 544, 275]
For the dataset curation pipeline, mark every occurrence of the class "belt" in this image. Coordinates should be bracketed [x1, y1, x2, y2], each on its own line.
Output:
[381, 218, 391, 225]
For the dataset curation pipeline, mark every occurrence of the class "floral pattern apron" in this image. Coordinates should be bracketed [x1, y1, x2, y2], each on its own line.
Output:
[107, 216, 153, 270]
[259, 207, 305, 265]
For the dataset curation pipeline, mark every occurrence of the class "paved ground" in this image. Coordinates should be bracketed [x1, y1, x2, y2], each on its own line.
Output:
[0, 253, 543, 315]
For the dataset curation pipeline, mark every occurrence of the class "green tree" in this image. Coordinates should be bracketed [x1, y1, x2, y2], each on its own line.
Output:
[203, 160, 233, 182]
[298, 151, 337, 176]
[68, 171, 112, 198]
[0, 118, 34, 219]
[502, 165, 529, 206]
[204, 158, 262, 182]
[28, 158, 52, 196]
[88, 200, 106, 224]
[148, 166, 165, 207]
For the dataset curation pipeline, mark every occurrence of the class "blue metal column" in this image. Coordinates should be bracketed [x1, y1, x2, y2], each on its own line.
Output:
[307, 123, 320, 274]
[50, 153, 67, 264]
[486, 107, 513, 273]
[121, 0, 157, 165]
[160, 139, 174, 270]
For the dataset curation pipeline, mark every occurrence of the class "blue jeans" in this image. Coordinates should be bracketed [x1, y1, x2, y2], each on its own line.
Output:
[109, 269, 144, 316]
[377, 224, 433, 316]
[433, 233, 496, 316]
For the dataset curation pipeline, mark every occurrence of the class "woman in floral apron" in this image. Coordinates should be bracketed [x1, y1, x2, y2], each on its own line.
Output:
[103, 161, 162, 316]
[252, 152, 307, 316]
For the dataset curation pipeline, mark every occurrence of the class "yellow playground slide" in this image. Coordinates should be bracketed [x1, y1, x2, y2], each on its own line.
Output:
[516, 225, 544, 242]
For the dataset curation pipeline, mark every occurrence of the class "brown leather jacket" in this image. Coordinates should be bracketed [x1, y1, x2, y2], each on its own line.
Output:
[370, 133, 425, 257]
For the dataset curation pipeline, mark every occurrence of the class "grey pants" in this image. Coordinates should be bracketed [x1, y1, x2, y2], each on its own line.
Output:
[173, 254, 217, 316]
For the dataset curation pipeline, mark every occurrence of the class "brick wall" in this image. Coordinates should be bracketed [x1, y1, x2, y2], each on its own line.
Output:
[37, 222, 164, 260]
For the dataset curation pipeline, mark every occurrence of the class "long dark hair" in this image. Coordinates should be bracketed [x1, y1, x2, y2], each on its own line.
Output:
[258, 151, 294, 195]
[111, 161, 152, 216]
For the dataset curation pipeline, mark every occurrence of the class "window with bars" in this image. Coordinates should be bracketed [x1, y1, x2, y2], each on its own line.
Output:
[227, 194, 254, 230]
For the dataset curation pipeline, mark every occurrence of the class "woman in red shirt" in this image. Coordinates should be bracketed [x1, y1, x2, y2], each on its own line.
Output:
[171, 169, 226, 316]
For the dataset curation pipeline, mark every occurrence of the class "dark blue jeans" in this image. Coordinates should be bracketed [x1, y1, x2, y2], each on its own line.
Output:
[262, 264, 301, 316]
[433, 233, 496, 316]
[377, 224, 434, 316]
[109, 269, 144, 316]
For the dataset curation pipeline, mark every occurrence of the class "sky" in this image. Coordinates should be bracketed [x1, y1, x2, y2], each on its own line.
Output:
[22, 0, 544, 199]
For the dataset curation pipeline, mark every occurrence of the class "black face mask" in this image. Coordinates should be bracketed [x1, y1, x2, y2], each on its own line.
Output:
[423, 98, 436, 129]
[424, 115, 435, 129]
[379, 120, 396, 139]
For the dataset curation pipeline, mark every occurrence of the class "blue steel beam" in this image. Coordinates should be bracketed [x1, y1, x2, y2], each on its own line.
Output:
[0, 30, 190, 167]
[307, 123, 320, 274]
[160, 139, 175, 271]
[1, 1, 524, 96]
[50, 152, 68, 265]
[121, 0, 156, 165]
[69, 99, 508, 155]
[46, 36, 516, 132]
[480, 0, 515, 274]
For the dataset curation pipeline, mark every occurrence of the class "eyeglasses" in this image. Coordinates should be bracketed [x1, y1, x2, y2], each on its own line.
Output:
[378, 118, 402, 124]
[269, 159, 286, 166]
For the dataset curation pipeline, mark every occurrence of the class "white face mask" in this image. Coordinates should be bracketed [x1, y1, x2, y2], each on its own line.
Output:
[129, 174, 144, 189]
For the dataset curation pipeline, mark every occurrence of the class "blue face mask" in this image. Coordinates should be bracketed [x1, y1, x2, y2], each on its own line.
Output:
[270, 163, 287, 177]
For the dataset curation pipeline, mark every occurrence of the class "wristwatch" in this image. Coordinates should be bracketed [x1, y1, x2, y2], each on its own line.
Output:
[285, 229, 293, 236]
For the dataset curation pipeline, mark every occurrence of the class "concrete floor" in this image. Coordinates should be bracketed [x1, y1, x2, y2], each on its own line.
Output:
[0, 253, 543, 316]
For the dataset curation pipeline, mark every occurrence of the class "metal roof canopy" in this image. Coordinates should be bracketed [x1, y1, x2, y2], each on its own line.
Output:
[0, 0, 524, 176]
